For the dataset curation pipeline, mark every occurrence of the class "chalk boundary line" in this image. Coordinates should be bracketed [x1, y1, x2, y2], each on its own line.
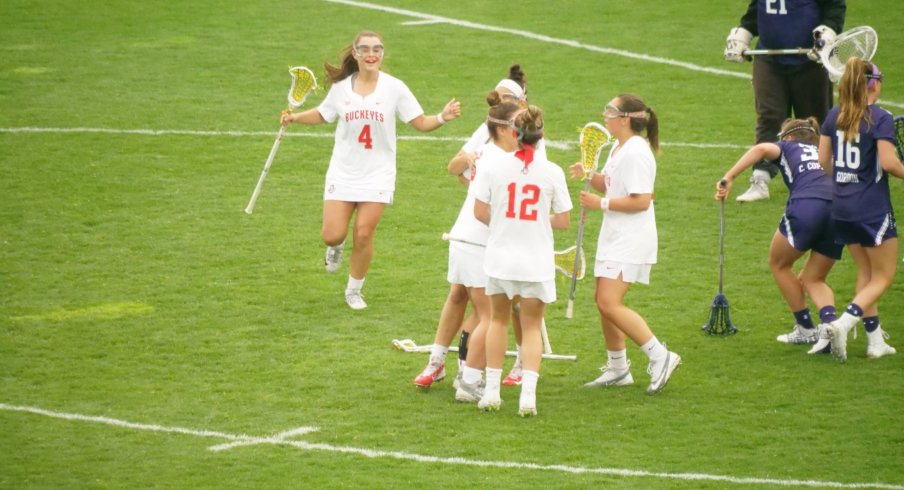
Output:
[323, 0, 904, 110]
[2, 402, 902, 489]
[0, 126, 747, 151]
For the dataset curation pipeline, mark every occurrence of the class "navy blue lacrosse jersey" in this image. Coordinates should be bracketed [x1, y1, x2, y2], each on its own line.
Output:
[776, 140, 833, 200]
[821, 105, 896, 221]
[756, 0, 822, 66]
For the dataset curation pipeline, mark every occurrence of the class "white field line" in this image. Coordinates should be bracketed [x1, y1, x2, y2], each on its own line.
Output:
[2, 402, 903, 489]
[321, 0, 904, 111]
[0, 126, 747, 150]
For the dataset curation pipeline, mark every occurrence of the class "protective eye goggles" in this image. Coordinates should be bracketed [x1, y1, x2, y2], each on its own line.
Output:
[354, 44, 385, 57]
[602, 104, 646, 120]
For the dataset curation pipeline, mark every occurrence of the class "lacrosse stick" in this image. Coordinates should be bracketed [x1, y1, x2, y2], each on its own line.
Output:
[743, 26, 877, 83]
[442, 233, 585, 280]
[894, 116, 904, 163]
[702, 180, 737, 335]
[244, 66, 318, 214]
[566, 122, 613, 319]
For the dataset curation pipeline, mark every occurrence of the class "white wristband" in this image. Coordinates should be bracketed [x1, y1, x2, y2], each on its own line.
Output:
[436, 112, 446, 125]
[600, 197, 610, 211]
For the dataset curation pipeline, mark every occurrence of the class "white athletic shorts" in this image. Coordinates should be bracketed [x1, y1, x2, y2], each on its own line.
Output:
[594, 260, 652, 285]
[324, 182, 393, 204]
[486, 277, 556, 304]
[447, 243, 487, 288]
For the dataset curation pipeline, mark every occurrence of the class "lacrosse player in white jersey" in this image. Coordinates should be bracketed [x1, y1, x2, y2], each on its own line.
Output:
[282, 30, 461, 309]
[414, 65, 542, 393]
[571, 94, 680, 395]
[471, 103, 572, 417]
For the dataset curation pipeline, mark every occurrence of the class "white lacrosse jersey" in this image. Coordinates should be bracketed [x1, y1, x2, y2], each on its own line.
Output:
[470, 142, 572, 282]
[317, 72, 424, 194]
[451, 125, 550, 248]
[596, 135, 657, 265]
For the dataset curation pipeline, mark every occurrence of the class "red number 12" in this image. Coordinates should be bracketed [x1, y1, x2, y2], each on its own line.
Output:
[505, 182, 540, 221]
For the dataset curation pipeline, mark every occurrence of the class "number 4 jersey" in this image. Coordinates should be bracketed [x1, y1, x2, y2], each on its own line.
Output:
[317, 72, 424, 196]
[821, 105, 896, 221]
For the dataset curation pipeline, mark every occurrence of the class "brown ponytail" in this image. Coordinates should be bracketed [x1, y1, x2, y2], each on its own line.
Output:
[836, 57, 873, 142]
[616, 93, 660, 154]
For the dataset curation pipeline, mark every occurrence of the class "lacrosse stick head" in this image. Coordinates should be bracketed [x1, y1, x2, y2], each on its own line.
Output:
[554, 245, 586, 281]
[894, 116, 904, 163]
[287, 66, 318, 109]
[579, 122, 612, 180]
[820, 26, 878, 82]
[702, 294, 737, 335]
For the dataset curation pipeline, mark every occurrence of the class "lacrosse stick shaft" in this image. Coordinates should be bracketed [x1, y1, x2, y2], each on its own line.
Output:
[245, 125, 286, 214]
[566, 179, 593, 319]
[442, 233, 485, 248]
[718, 197, 725, 295]
[743, 48, 810, 56]
[540, 318, 552, 355]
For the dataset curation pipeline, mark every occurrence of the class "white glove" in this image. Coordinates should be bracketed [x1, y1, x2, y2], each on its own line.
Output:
[724, 27, 753, 63]
[809, 25, 837, 62]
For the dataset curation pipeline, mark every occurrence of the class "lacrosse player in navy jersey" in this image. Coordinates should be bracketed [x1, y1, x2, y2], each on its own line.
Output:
[282, 30, 460, 310]
[414, 66, 540, 392]
[571, 94, 680, 395]
[817, 59, 904, 362]
[716, 118, 841, 349]
[470, 104, 572, 416]
[725, 0, 845, 202]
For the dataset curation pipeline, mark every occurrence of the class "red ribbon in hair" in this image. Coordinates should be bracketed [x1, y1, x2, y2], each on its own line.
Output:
[515, 143, 535, 172]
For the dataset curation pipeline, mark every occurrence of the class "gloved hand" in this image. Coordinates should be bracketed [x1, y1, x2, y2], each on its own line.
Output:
[724, 27, 753, 63]
[808, 25, 837, 62]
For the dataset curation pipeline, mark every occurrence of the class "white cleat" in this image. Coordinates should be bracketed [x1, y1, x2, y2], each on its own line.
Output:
[584, 361, 634, 387]
[345, 290, 367, 310]
[777, 324, 818, 344]
[325, 243, 344, 273]
[826, 321, 854, 362]
[477, 391, 502, 412]
[867, 328, 897, 359]
[454, 379, 484, 403]
[736, 178, 769, 202]
[646, 351, 681, 394]
[807, 324, 832, 354]
[518, 390, 537, 417]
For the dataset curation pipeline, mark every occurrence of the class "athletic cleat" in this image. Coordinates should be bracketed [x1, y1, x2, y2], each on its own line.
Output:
[413, 361, 445, 388]
[502, 366, 523, 386]
[455, 379, 484, 403]
[478, 392, 502, 412]
[325, 243, 344, 273]
[584, 360, 634, 387]
[807, 324, 832, 354]
[345, 291, 367, 310]
[646, 351, 681, 394]
[736, 178, 769, 202]
[777, 324, 818, 344]
[866, 328, 897, 359]
[518, 390, 537, 417]
[826, 321, 854, 362]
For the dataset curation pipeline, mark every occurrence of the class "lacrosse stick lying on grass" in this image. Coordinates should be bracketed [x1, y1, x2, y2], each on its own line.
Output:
[566, 122, 613, 319]
[245, 66, 318, 214]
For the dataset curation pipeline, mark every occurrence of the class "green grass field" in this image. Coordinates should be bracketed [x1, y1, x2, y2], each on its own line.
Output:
[2, 1, 903, 488]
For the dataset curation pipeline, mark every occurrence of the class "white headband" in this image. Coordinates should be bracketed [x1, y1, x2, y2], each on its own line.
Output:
[495, 79, 525, 99]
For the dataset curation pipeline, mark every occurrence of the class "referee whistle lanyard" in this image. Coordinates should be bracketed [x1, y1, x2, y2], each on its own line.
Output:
[515, 143, 535, 173]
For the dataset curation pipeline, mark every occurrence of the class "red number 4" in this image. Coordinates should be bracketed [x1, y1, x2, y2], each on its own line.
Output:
[505, 182, 540, 221]
[358, 124, 373, 149]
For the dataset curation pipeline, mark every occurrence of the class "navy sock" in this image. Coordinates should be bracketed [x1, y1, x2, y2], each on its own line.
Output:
[845, 303, 864, 317]
[819, 306, 837, 323]
[863, 316, 880, 333]
[793, 309, 815, 329]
